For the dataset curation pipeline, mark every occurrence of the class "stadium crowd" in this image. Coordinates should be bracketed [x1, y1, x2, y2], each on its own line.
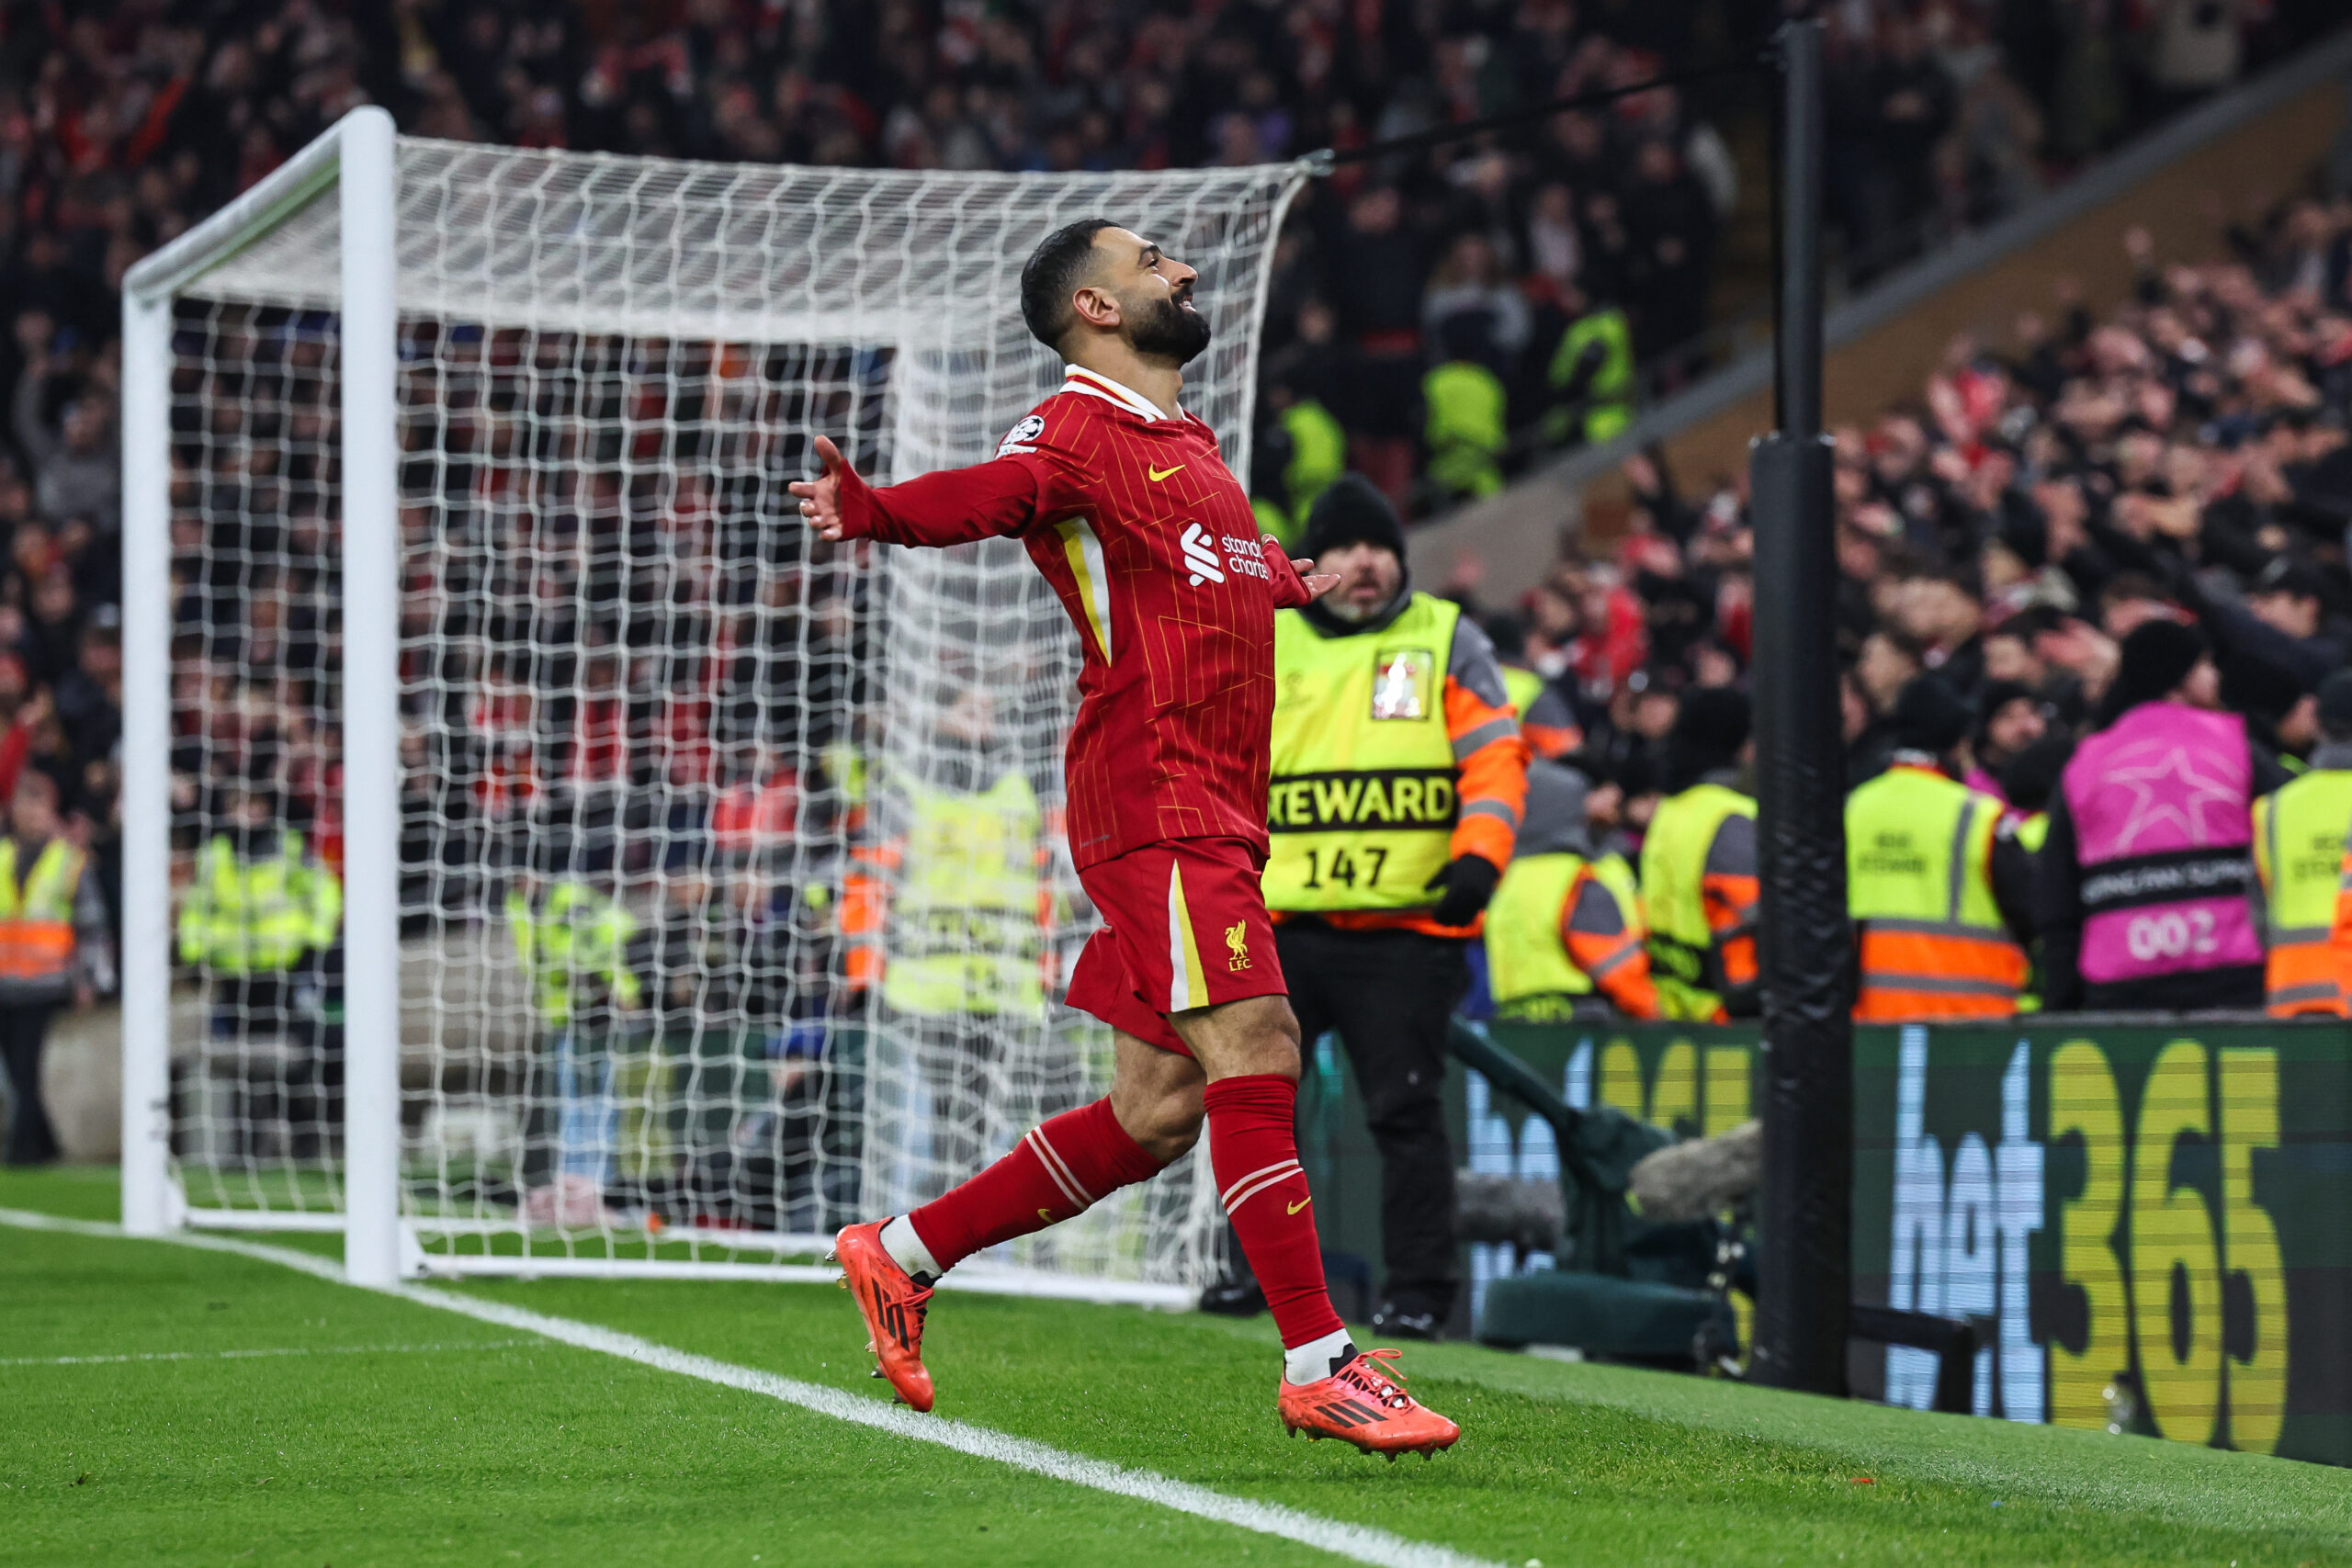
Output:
[1453, 199, 2352, 1016]
[4, 0, 2318, 540]
[0, 0, 2341, 1173]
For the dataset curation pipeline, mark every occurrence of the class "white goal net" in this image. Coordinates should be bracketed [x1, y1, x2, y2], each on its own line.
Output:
[120, 108, 1307, 1297]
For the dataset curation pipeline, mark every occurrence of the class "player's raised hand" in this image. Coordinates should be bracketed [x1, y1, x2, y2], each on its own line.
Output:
[789, 434, 849, 541]
[1262, 535, 1340, 608]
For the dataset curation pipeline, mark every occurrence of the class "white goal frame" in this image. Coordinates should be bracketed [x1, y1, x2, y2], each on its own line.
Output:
[119, 107, 1307, 1294]
[121, 107, 404, 1282]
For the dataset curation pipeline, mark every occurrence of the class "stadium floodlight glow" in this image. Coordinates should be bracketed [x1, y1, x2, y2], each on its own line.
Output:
[121, 106, 1309, 1296]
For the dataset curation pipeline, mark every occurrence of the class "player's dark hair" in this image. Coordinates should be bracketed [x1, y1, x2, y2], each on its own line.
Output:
[1021, 219, 1117, 355]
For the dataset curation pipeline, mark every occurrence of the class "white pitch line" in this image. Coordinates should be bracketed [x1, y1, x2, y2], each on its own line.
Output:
[0, 1339, 531, 1368]
[0, 1208, 1500, 1568]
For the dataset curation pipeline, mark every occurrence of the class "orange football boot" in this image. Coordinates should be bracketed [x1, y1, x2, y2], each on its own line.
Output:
[828, 1220, 936, 1412]
[1278, 1348, 1460, 1459]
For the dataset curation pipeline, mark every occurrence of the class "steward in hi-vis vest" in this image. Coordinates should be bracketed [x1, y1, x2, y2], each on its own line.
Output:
[176, 783, 341, 1168]
[1639, 688, 1760, 1022]
[868, 693, 1056, 1198]
[1420, 345, 1507, 502]
[878, 758, 1047, 1021]
[1252, 476, 1529, 1339]
[2037, 621, 2285, 1012]
[180, 827, 342, 980]
[1486, 758, 1657, 1021]
[2267, 672, 2352, 1016]
[0, 769, 112, 1165]
[505, 875, 640, 1032]
[1844, 677, 2033, 1021]
[504, 860, 642, 1203]
[1487, 615, 1585, 762]
[1249, 382, 1346, 550]
[1542, 296, 1634, 447]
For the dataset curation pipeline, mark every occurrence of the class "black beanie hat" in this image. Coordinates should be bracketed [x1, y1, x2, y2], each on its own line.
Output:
[2001, 732, 2074, 815]
[1301, 473, 1408, 563]
[1973, 679, 2038, 747]
[2320, 668, 2352, 739]
[1893, 675, 1972, 756]
[1664, 686, 1750, 790]
[2109, 618, 2207, 715]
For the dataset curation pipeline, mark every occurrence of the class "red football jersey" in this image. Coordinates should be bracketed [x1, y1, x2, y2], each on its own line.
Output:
[835, 365, 1290, 870]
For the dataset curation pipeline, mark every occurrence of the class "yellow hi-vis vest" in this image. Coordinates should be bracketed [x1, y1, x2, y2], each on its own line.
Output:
[0, 837, 82, 981]
[1846, 767, 2024, 1020]
[504, 880, 641, 1031]
[1486, 850, 1643, 1020]
[178, 831, 342, 976]
[1640, 781, 1753, 1021]
[1266, 593, 1463, 913]
[881, 768, 1045, 1018]
[2253, 768, 2352, 1015]
[1421, 360, 1507, 500]
[1500, 665, 1544, 720]
[1277, 398, 1346, 546]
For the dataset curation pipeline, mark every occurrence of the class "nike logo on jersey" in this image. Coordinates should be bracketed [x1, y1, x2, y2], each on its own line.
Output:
[1287, 1197, 1312, 1215]
[1148, 463, 1185, 482]
[1181, 523, 1226, 585]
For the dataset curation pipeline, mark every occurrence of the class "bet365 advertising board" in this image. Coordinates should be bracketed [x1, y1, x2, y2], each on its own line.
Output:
[1298, 1018, 2352, 1464]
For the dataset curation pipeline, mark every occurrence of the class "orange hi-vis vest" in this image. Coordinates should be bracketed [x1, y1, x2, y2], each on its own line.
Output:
[835, 840, 897, 993]
[0, 837, 83, 982]
[2255, 768, 2352, 1017]
[2331, 838, 2352, 1016]
[1846, 764, 2025, 1021]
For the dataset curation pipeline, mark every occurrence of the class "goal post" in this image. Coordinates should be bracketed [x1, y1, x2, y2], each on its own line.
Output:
[119, 107, 1308, 1296]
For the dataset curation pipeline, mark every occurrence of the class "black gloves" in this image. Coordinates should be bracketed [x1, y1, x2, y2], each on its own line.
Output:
[1424, 853, 1503, 928]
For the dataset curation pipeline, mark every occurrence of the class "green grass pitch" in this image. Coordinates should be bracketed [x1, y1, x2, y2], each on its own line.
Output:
[6, 1166, 2350, 1567]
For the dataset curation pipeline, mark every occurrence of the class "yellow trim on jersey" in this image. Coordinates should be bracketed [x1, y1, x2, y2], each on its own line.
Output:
[1167, 862, 1209, 1012]
[1055, 516, 1114, 661]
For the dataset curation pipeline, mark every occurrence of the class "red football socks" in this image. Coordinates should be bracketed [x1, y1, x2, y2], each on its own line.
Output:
[1203, 1073, 1347, 1349]
[907, 1096, 1167, 1272]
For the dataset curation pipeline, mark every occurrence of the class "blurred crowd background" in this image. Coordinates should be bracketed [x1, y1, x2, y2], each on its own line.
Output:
[1454, 204, 2352, 921]
[0, 0, 2341, 1072]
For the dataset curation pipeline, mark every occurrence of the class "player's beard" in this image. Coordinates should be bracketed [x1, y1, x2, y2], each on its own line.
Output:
[1128, 292, 1211, 366]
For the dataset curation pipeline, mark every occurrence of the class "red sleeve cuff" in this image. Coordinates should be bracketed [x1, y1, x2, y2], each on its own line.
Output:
[833, 459, 880, 541]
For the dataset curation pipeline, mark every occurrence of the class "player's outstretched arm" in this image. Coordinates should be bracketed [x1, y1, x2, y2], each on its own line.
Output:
[790, 433, 1049, 548]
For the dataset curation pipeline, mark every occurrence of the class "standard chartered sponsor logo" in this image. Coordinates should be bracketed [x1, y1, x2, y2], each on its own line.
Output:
[1180, 522, 1226, 585]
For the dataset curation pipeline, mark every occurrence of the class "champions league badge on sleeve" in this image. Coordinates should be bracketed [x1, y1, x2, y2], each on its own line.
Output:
[997, 413, 1046, 457]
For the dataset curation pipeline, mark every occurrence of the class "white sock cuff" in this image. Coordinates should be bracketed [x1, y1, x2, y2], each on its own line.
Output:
[878, 1214, 943, 1281]
[1282, 1326, 1354, 1386]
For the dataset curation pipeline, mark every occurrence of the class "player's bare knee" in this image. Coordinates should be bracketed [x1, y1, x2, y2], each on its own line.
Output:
[1136, 1086, 1204, 1161]
[1109, 1030, 1204, 1158]
[1108, 1072, 1202, 1161]
[1196, 993, 1300, 1081]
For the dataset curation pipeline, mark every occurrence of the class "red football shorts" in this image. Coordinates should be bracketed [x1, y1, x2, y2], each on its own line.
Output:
[1065, 836, 1288, 1055]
